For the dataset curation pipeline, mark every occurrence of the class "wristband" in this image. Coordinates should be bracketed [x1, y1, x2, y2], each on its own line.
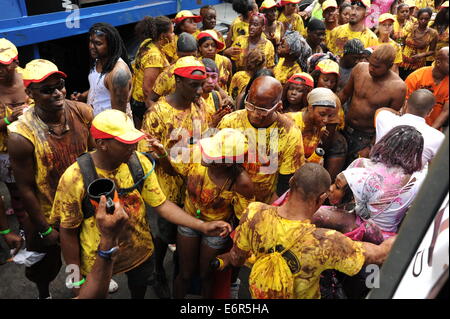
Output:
[72, 278, 86, 287]
[38, 226, 53, 238]
[157, 152, 168, 159]
[4, 117, 11, 125]
[0, 229, 11, 235]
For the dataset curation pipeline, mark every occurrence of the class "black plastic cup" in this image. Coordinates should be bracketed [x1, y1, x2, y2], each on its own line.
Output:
[87, 178, 117, 214]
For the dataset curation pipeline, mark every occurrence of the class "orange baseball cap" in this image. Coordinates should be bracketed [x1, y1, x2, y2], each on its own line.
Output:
[197, 30, 225, 51]
[260, 0, 279, 10]
[22, 59, 67, 88]
[322, 0, 338, 11]
[173, 10, 202, 24]
[351, 0, 371, 8]
[173, 56, 206, 80]
[315, 59, 340, 76]
[287, 72, 314, 88]
[378, 13, 395, 24]
[90, 109, 145, 144]
[0, 38, 18, 65]
[199, 128, 248, 162]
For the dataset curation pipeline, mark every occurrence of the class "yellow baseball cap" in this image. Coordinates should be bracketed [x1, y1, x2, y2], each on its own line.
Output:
[197, 30, 225, 51]
[280, 0, 301, 5]
[440, 1, 449, 8]
[199, 128, 248, 162]
[351, 0, 371, 8]
[316, 59, 340, 76]
[174, 56, 206, 80]
[22, 59, 67, 88]
[378, 13, 395, 23]
[0, 38, 18, 65]
[404, 0, 417, 8]
[90, 109, 145, 144]
[322, 0, 338, 11]
[173, 10, 202, 24]
[260, 0, 278, 10]
[307, 87, 337, 108]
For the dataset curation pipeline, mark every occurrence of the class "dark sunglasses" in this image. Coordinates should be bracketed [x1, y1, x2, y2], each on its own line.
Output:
[351, 1, 366, 8]
[32, 79, 65, 94]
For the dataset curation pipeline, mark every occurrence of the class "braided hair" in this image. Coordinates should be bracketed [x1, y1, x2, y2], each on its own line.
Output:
[89, 23, 131, 75]
[370, 125, 424, 175]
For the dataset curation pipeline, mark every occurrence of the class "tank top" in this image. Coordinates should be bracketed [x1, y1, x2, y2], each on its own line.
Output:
[87, 58, 132, 116]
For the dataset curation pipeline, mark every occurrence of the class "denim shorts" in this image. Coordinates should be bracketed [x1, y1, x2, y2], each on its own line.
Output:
[177, 225, 230, 250]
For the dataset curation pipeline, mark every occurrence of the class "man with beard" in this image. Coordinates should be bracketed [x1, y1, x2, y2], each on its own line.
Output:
[71, 23, 132, 117]
[338, 44, 406, 165]
[328, 0, 378, 57]
[7, 59, 94, 299]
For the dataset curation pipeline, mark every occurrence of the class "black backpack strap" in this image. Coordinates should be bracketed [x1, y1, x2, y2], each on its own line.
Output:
[77, 153, 99, 220]
[211, 90, 220, 111]
[127, 152, 145, 193]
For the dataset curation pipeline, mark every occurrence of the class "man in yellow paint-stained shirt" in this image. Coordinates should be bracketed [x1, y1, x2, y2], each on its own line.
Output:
[328, 0, 378, 56]
[218, 76, 305, 204]
[138, 56, 227, 298]
[51, 110, 231, 299]
[217, 163, 396, 299]
[7, 59, 94, 299]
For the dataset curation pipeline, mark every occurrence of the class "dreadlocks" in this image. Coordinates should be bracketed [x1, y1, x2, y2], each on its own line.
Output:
[89, 23, 131, 75]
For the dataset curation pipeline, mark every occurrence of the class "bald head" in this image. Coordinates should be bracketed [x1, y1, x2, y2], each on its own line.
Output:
[435, 46, 449, 76]
[290, 163, 331, 201]
[407, 89, 436, 117]
[248, 76, 283, 106]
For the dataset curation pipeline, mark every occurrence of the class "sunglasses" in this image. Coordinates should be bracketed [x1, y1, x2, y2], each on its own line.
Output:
[351, 1, 366, 8]
[244, 95, 280, 115]
[31, 79, 65, 95]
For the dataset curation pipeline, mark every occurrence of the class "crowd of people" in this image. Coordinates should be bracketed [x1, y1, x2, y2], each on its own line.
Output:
[0, 0, 448, 299]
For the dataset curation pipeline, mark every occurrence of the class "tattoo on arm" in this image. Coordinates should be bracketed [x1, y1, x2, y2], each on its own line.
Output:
[111, 68, 131, 112]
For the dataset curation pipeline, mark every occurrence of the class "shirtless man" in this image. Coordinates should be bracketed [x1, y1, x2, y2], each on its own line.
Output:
[71, 23, 132, 116]
[0, 39, 28, 222]
[338, 43, 406, 165]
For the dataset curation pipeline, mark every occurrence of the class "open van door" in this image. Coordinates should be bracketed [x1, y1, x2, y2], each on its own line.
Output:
[367, 129, 449, 299]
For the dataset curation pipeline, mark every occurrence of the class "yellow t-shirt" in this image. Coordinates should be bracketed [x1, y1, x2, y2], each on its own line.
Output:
[286, 111, 325, 159]
[415, 0, 435, 10]
[232, 35, 275, 71]
[171, 150, 254, 221]
[329, 24, 378, 56]
[160, 35, 178, 64]
[393, 17, 414, 46]
[229, 16, 249, 45]
[273, 58, 303, 86]
[228, 71, 251, 100]
[203, 91, 221, 113]
[278, 12, 306, 37]
[8, 100, 92, 222]
[131, 40, 170, 102]
[376, 38, 403, 64]
[138, 96, 215, 205]
[152, 64, 176, 97]
[50, 151, 166, 275]
[215, 54, 232, 91]
[235, 202, 365, 299]
[217, 110, 305, 203]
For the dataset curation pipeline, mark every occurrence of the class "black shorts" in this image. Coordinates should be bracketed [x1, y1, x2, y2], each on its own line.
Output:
[125, 256, 154, 289]
[130, 98, 147, 121]
[324, 131, 348, 159]
[155, 214, 178, 245]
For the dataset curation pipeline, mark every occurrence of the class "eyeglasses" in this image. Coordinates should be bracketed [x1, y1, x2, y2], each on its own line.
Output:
[32, 79, 65, 95]
[244, 95, 280, 115]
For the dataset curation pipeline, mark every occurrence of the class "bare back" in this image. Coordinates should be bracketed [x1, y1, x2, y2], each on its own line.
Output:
[345, 63, 406, 133]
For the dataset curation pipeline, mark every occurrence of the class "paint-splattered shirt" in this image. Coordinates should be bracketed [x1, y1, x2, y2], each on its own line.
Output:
[218, 110, 305, 203]
[232, 35, 275, 71]
[234, 202, 365, 299]
[278, 13, 306, 37]
[8, 100, 92, 222]
[228, 71, 251, 101]
[171, 149, 254, 221]
[50, 151, 166, 275]
[138, 96, 215, 205]
[273, 58, 303, 86]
